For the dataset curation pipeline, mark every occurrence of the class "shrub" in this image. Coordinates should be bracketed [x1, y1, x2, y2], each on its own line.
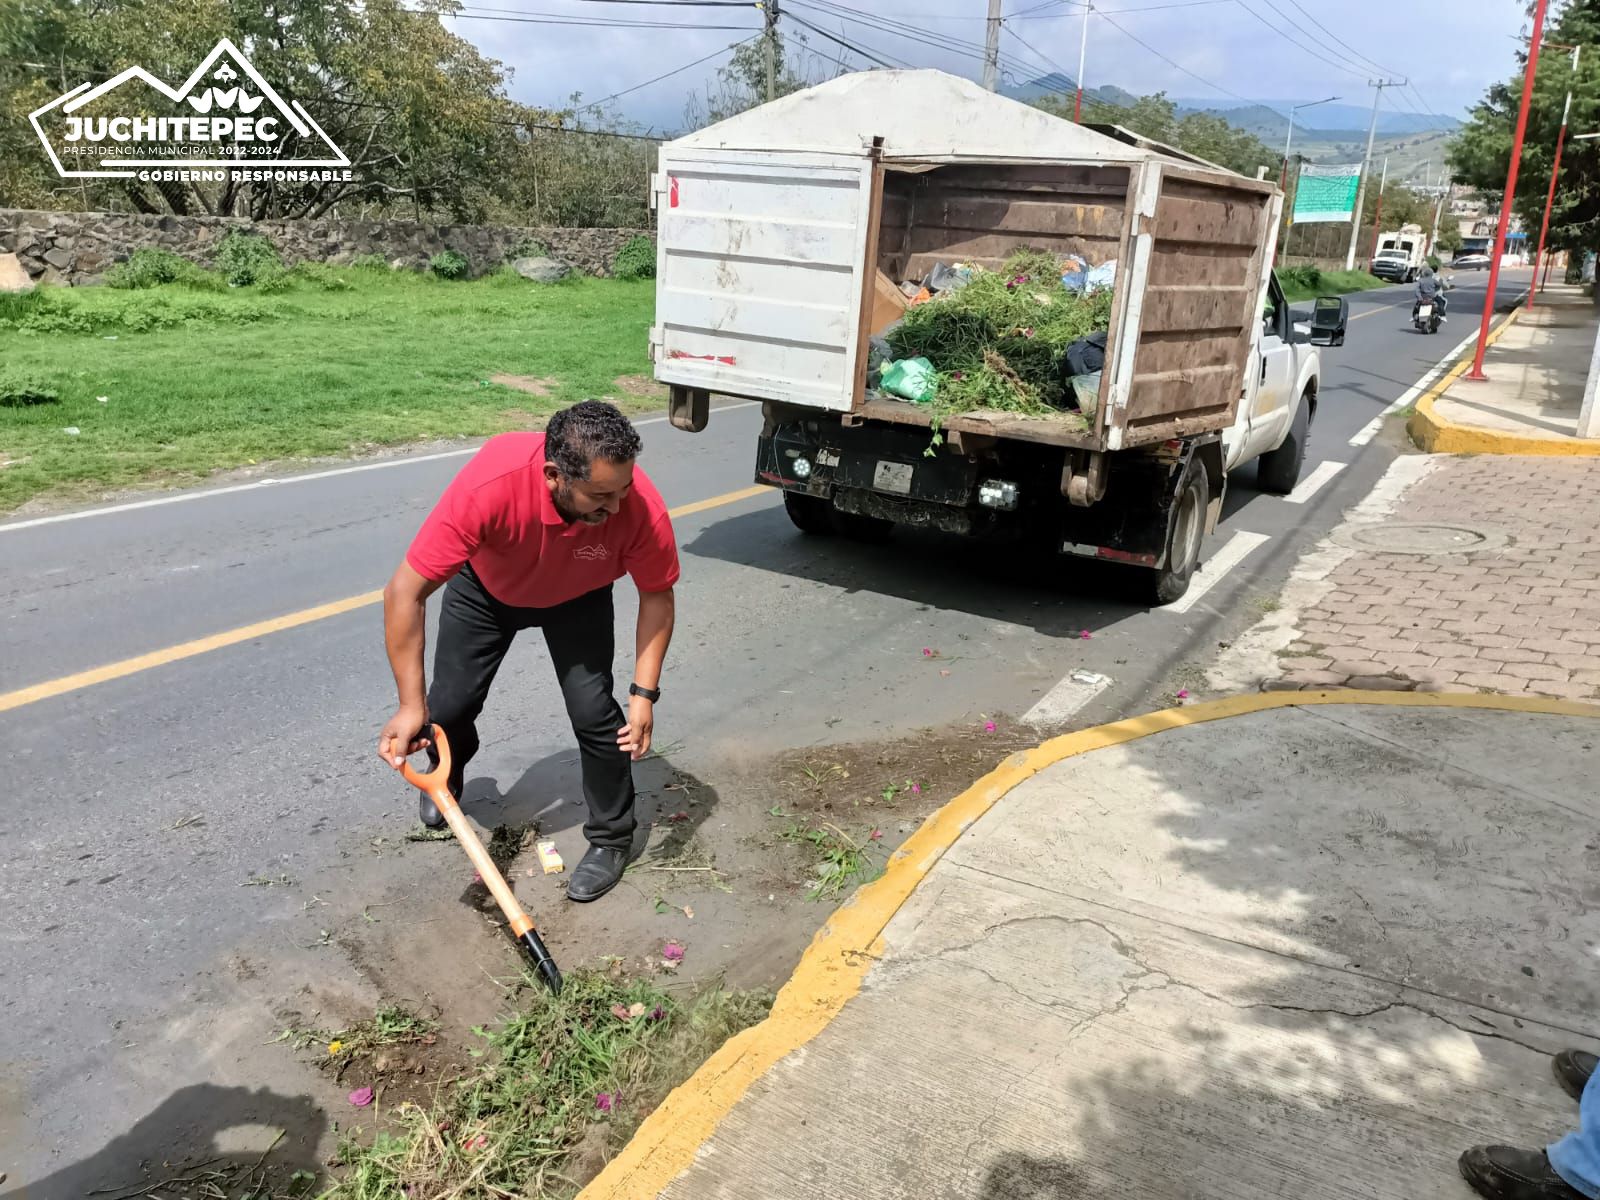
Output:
[0, 369, 60, 407]
[1278, 264, 1324, 292]
[1427, 254, 1441, 271]
[612, 235, 656, 280]
[509, 236, 548, 260]
[430, 249, 469, 280]
[215, 230, 282, 287]
[106, 247, 216, 290]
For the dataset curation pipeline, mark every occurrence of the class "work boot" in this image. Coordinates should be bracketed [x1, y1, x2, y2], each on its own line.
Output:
[1459, 1147, 1585, 1200]
[419, 781, 460, 830]
[1554, 1050, 1598, 1102]
[567, 846, 627, 903]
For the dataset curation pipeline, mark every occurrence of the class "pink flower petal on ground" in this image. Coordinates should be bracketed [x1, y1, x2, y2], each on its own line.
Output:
[348, 1087, 374, 1107]
[464, 1133, 489, 1152]
[922, 648, 933, 657]
[472, 870, 482, 883]
[611, 1003, 632, 1020]
[1176, 689, 1190, 700]
[911, 783, 922, 795]
[662, 941, 685, 962]
[649, 1005, 666, 1021]
[870, 829, 883, 841]
[1079, 630, 1092, 640]
[595, 1093, 614, 1113]
[984, 721, 997, 733]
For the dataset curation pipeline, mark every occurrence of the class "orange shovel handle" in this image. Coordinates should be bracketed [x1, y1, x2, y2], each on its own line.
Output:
[397, 725, 534, 939]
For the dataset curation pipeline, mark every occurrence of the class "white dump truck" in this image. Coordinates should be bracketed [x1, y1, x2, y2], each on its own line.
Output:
[648, 71, 1346, 603]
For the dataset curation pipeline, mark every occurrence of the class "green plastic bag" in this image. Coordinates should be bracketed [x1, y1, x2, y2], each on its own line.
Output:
[880, 356, 937, 404]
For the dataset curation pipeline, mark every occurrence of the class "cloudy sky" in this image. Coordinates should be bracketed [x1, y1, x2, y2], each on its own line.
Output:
[442, 0, 1529, 135]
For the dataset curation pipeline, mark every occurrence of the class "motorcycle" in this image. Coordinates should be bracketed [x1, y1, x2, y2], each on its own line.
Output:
[1413, 298, 1441, 334]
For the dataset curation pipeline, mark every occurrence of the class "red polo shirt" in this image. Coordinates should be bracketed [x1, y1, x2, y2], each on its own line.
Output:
[406, 433, 679, 608]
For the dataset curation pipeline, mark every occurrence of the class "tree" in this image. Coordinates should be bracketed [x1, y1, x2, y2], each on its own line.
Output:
[1435, 223, 1464, 256]
[682, 32, 840, 129]
[1035, 89, 1276, 177]
[1449, 0, 1600, 254]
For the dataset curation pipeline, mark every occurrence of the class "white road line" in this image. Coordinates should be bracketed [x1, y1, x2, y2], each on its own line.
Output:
[0, 401, 762, 534]
[1166, 530, 1271, 615]
[1021, 669, 1112, 730]
[1348, 330, 1476, 447]
[1281, 459, 1346, 505]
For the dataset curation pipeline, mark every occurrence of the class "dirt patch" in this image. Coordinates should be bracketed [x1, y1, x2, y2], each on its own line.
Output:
[490, 373, 558, 397]
[612, 374, 667, 401]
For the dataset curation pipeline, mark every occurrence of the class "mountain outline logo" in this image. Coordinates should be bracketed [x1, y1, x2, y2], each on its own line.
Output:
[572, 544, 610, 562]
[28, 37, 349, 179]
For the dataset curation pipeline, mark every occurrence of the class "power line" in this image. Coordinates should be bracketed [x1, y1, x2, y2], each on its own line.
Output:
[783, 11, 908, 69]
[571, 34, 760, 111]
[791, 0, 1035, 78]
[1229, 0, 1366, 81]
[446, 6, 752, 29]
[1094, 8, 1252, 103]
[1015, 0, 1232, 16]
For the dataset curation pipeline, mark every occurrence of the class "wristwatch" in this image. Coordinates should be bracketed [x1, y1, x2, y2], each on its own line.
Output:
[629, 682, 662, 703]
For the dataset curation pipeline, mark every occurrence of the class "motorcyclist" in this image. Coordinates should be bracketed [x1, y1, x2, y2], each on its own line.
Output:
[1414, 265, 1448, 322]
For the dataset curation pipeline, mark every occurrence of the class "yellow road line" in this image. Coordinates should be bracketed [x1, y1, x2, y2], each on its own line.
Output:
[0, 484, 775, 714]
[578, 688, 1600, 1199]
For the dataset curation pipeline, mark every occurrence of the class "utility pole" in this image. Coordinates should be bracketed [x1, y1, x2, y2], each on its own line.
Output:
[763, 0, 780, 103]
[1431, 173, 1452, 257]
[1345, 79, 1404, 271]
[1468, 0, 1549, 381]
[1531, 42, 1580, 307]
[983, 0, 1002, 92]
[1074, 1, 1092, 121]
[1282, 96, 1339, 189]
[1367, 156, 1388, 265]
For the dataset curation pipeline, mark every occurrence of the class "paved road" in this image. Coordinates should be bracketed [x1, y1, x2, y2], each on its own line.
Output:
[0, 270, 1528, 1182]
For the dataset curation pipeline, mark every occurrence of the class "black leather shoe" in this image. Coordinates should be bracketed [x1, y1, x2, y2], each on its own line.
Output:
[419, 781, 459, 830]
[1554, 1050, 1597, 1102]
[567, 846, 627, 903]
[1460, 1147, 1584, 1199]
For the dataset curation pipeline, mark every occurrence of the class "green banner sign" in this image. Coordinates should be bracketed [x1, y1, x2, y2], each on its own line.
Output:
[1291, 163, 1361, 224]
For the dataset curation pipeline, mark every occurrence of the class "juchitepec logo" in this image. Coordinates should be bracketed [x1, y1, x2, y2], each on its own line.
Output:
[28, 37, 352, 184]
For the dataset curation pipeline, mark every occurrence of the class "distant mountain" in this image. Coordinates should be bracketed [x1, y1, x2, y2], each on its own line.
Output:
[1171, 99, 1461, 136]
[1002, 74, 1138, 110]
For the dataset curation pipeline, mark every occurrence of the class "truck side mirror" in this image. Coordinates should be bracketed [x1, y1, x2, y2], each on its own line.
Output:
[1308, 295, 1348, 347]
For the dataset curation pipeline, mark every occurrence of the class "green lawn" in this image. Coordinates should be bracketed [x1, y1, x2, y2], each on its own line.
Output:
[1278, 266, 1390, 304]
[0, 267, 657, 514]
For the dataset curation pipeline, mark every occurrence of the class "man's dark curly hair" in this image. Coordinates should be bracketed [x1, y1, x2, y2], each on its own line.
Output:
[545, 400, 643, 480]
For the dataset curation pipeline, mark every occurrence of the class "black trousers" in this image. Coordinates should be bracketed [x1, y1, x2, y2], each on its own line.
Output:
[426, 564, 634, 850]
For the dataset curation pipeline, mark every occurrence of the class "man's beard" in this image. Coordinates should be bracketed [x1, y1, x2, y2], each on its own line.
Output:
[555, 483, 608, 526]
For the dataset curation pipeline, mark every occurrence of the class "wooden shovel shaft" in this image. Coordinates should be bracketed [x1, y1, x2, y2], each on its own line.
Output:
[398, 725, 535, 939]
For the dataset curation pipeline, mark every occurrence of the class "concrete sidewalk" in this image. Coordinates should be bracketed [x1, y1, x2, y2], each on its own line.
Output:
[1411, 283, 1600, 454]
[584, 694, 1600, 1200]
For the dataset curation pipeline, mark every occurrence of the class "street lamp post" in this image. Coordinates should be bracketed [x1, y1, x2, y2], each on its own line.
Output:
[1281, 95, 1339, 189]
[1531, 43, 1581, 307]
[1467, 0, 1551, 383]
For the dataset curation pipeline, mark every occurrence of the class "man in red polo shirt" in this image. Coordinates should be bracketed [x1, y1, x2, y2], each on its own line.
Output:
[378, 400, 678, 903]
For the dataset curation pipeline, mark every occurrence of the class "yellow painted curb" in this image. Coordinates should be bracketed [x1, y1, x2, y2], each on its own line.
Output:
[1408, 310, 1600, 456]
[579, 688, 1600, 1200]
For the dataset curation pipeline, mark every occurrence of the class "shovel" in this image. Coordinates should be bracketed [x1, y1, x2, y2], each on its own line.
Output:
[396, 723, 562, 994]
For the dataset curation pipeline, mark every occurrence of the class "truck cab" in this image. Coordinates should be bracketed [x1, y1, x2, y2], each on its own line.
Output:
[1222, 270, 1321, 487]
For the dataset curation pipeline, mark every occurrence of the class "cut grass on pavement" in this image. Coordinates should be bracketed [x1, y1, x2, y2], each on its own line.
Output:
[318, 970, 772, 1200]
[0, 265, 656, 514]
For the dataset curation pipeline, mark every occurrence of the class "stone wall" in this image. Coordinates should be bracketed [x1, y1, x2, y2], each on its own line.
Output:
[0, 209, 652, 285]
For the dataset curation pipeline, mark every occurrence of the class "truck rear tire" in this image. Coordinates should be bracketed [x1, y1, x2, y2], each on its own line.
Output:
[1147, 459, 1208, 605]
[783, 492, 834, 535]
[1256, 393, 1310, 495]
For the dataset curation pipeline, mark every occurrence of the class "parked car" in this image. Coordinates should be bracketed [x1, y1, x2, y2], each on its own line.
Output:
[1452, 253, 1491, 271]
